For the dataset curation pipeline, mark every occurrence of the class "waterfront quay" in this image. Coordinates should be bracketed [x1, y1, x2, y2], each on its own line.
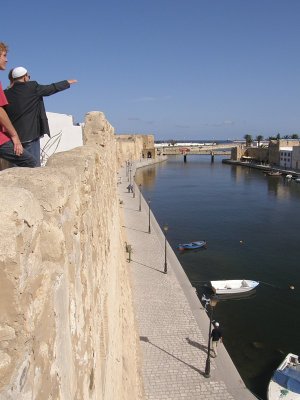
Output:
[118, 159, 256, 400]
[222, 158, 300, 177]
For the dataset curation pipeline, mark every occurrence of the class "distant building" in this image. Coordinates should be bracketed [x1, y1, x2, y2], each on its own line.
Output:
[40, 112, 83, 165]
[279, 147, 293, 168]
[232, 139, 300, 168]
[269, 139, 300, 166]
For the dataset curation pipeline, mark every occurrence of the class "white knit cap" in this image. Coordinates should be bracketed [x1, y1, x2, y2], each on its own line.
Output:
[12, 66, 28, 79]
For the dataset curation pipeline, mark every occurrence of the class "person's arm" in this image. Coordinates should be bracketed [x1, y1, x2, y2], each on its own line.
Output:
[0, 107, 23, 155]
[35, 79, 77, 97]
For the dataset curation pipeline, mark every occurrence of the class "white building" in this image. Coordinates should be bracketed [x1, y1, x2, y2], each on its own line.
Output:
[40, 112, 83, 165]
[279, 147, 293, 169]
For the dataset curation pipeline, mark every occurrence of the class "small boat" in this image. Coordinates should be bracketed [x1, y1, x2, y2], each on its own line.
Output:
[268, 353, 300, 400]
[267, 171, 282, 176]
[178, 240, 207, 250]
[295, 178, 300, 183]
[285, 174, 293, 180]
[210, 279, 259, 295]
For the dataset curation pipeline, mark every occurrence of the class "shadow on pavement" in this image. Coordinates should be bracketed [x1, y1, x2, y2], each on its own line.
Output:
[131, 260, 165, 274]
[122, 225, 148, 234]
[140, 336, 205, 376]
[186, 337, 208, 354]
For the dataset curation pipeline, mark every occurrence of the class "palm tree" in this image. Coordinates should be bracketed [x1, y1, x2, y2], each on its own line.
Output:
[244, 134, 253, 146]
[256, 135, 263, 146]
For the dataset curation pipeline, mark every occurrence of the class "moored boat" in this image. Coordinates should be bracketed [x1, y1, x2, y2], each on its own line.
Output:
[268, 353, 300, 400]
[267, 171, 282, 176]
[210, 279, 259, 294]
[178, 240, 207, 250]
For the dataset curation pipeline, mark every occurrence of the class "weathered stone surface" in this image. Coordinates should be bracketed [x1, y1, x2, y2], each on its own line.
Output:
[0, 112, 144, 399]
[0, 325, 16, 342]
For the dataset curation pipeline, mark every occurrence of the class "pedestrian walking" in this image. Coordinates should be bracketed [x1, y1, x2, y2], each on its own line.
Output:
[211, 322, 222, 357]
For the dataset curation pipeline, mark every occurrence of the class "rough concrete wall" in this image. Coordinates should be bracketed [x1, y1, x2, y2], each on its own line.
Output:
[231, 145, 245, 161]
[0, 112, 143, 399]
[292, 146, 300, 170]
[268, 140, 280, 165]
[115, 136, 144, 167]
[246, 147, 269, 162]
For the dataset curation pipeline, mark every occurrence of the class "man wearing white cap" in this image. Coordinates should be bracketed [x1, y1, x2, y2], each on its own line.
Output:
[211, 322, 222, 357]
[0, 42, 36, 167]
[5, 66, 77, 166]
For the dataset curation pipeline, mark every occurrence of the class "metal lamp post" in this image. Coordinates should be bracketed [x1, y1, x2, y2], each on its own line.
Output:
[139, 184, 142, 211]
[204, 296, 218, 378]
[129, 168, 132, 185]
[163, 224, 168, 274]
[148, 199, 151, 234]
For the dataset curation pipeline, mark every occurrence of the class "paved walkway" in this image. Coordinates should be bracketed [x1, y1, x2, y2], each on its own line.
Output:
[118, 160, 256, 400]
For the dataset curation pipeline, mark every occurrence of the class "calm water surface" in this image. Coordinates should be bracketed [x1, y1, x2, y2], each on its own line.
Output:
[135, 155, 300, 400]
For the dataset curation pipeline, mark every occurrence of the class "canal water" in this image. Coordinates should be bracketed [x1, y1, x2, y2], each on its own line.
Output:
[135, 155, 300, 400]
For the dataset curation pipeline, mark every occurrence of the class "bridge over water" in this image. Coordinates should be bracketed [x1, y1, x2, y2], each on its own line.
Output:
[157, 143, 238, 161]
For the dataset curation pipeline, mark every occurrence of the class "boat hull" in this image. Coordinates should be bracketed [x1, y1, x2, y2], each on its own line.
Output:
[178, 241, 207, 250]
[211, 280, 259, 295]
[268, 353, 300, 400]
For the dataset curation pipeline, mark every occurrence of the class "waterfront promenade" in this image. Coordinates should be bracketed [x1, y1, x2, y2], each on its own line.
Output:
[118, 159, 256, 400]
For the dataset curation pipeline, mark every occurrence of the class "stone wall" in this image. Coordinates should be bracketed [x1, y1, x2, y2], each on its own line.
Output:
[246, 146, 269, 163]
[292, 146, 300, 170]
[116, 135, 145, 167]
[0, 112, 144, 399]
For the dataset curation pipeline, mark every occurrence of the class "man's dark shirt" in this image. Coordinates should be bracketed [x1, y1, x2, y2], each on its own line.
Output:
[4, 80, 70, 143]
[211, 327, 222, 341]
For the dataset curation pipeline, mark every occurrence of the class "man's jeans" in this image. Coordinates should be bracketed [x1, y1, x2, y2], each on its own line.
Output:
[0, 140, 37, 167]
[23, 138, 41, 167]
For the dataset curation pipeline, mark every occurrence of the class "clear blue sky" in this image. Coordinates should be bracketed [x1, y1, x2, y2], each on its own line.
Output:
[2, 0, 300, 140]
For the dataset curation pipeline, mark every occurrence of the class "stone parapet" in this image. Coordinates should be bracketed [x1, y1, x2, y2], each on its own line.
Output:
[0, 112, 143, 399]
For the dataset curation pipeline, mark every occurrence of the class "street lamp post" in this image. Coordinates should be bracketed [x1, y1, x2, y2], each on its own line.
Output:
[204, 297, 218, 378]
[129, 168, 132, 185]
[148, 199, 151, 234]
[163, 224, 168, 274]
[139, 184, 142, 211]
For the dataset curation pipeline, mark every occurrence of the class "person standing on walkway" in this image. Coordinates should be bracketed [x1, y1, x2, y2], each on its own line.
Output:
[211, 322, 222, 357]
[5, 66, 77, 166]
[0, 43, 36, 167]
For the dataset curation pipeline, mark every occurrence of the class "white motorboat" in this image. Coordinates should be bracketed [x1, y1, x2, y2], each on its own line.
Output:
[268, 353, 300, 400]
[210, 279, 259, 295]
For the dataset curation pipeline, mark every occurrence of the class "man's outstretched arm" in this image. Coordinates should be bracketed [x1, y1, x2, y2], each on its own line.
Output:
[36, 79, 77, 97]
[0, 107, 23, 155]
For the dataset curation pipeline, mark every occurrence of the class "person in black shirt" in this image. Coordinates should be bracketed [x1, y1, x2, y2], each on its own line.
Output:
[5, 66, 77, 166]
[211, 322, 222, 357]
